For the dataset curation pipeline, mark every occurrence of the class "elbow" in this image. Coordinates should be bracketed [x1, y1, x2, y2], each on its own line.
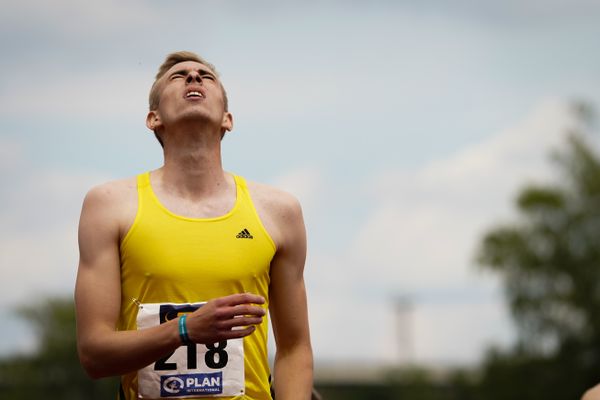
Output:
[78, 352, 103, 379]
[77, 343, 111, 379]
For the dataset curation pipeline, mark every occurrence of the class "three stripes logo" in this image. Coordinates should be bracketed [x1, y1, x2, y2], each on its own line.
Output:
[236, 228, 253, 239]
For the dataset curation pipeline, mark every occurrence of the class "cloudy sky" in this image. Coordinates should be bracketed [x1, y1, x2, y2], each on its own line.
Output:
[1, 0, 600, 368]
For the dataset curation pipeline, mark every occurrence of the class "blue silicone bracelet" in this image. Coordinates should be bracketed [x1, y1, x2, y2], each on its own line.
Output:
[178, 314, 191, 345]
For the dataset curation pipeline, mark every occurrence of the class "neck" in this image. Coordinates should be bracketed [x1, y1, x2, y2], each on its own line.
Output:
[158, 125, 228, 198]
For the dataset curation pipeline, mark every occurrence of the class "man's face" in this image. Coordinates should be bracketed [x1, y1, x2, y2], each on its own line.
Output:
[150, 61, 231, 134]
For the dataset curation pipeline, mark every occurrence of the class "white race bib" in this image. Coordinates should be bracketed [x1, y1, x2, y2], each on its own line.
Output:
[136, 302, 245, 399]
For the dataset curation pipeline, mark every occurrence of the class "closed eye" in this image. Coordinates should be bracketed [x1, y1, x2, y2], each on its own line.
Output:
[167, 68, 217, 81]
[169, 72, 185, 80]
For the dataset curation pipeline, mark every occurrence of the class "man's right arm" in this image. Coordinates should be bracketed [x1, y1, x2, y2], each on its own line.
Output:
[75, 182, 184, 378]
[75, 182, 266, 379]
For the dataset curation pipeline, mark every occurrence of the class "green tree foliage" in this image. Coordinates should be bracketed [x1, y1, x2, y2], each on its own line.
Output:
[476, 130, 600, 399]
[0, 297, 118, 399]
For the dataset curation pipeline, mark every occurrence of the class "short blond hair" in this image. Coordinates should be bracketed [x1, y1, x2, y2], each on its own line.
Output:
[148, 51, 228, 111]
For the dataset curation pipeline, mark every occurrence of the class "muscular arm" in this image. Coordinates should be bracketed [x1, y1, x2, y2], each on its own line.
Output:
[75, 182, 264, 378]
[262, 191, 313, 399]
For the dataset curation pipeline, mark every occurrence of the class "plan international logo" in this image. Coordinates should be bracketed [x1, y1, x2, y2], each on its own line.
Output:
[161, 372, 223, 397]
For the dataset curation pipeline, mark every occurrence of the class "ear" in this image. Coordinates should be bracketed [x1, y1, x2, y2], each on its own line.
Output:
[146, 111, 162, 131]
[221, 111, 233, 133]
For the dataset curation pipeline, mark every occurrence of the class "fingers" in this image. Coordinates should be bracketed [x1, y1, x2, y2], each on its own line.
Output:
[185, 293, 266, 344]
[218, 304, 265, 320]
[212, 293, 266, 320]
[220, 325, 257, 340]
[209, 324, 258, 341]
[217, 315, 264, 330]
[216, 292, 265, 307]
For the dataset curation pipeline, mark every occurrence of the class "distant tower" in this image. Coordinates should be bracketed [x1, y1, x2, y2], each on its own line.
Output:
[393, 295, 414, 365]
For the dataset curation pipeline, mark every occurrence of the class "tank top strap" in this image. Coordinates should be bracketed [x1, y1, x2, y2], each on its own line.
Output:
[136, 171, 153, 211]
[232, 174, 277, 251]
[233, 174, 248, 192]
[232, 174, 252, 209]
[137, 171, 151, 188]
[120, 172, 151, 249]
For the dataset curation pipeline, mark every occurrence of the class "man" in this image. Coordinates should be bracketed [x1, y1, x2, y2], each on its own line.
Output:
[75, 51, 313, 400]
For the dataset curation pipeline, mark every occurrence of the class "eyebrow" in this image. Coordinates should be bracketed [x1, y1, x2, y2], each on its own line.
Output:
[168, 67, 217, 79]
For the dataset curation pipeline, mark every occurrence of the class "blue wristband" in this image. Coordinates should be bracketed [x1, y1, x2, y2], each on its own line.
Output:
[178, 314, 191, 345]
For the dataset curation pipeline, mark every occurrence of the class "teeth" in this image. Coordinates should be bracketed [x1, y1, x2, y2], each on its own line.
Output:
[186, 91, 203, 98]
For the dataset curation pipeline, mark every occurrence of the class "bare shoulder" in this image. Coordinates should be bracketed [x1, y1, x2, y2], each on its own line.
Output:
[246, 180, 302, 217]
[246, 180, 305, 249]
[583, 384, 600, 400]
[81, 177, 138, 237]
[83, 177, 137, 211]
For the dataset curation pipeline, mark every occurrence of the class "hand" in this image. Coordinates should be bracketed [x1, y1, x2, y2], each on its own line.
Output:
[185, 293, 266, 343]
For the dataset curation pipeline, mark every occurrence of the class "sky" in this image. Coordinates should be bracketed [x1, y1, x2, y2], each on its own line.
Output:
[1, 0, 600, 368]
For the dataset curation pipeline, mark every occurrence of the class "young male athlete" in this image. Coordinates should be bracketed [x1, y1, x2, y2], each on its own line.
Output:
[75, 51, 313, 399]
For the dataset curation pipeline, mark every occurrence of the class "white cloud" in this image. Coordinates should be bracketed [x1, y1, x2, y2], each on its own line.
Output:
[352, 98, 580, 289]
[301, 98, 584, 365]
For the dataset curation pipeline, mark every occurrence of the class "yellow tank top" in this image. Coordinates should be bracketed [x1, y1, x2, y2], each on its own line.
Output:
[118, 172, 276, 400]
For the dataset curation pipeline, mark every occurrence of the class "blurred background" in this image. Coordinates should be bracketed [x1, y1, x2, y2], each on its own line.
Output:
[2, 1, 600, 399]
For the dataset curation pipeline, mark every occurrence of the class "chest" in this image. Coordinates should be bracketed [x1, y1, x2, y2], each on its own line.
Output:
[122, 218, 274, 287]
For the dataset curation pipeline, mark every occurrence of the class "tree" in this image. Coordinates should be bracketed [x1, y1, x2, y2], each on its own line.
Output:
[0, 297, 118, 399]
[476, 108, 600, 398]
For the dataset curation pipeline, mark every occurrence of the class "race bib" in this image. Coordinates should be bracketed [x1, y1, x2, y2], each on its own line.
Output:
[136, 302, 244, 399]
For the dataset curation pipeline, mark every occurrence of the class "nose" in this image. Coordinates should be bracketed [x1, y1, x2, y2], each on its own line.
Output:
[186, 71, 202, 85]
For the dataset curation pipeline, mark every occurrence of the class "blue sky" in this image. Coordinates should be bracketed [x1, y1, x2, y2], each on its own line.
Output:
[1, 0, 600, 366]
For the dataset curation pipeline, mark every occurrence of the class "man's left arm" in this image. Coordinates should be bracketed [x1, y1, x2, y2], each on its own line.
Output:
[269, 194, 313, 400]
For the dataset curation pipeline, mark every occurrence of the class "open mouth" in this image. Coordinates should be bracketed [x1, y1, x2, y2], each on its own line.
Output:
[186, 90, 204, 99]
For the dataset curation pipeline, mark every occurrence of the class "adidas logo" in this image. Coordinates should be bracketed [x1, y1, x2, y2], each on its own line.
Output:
[236, 228, 253, 239]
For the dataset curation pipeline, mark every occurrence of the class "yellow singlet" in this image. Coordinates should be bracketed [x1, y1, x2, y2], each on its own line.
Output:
[118, 172, 276, 400]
